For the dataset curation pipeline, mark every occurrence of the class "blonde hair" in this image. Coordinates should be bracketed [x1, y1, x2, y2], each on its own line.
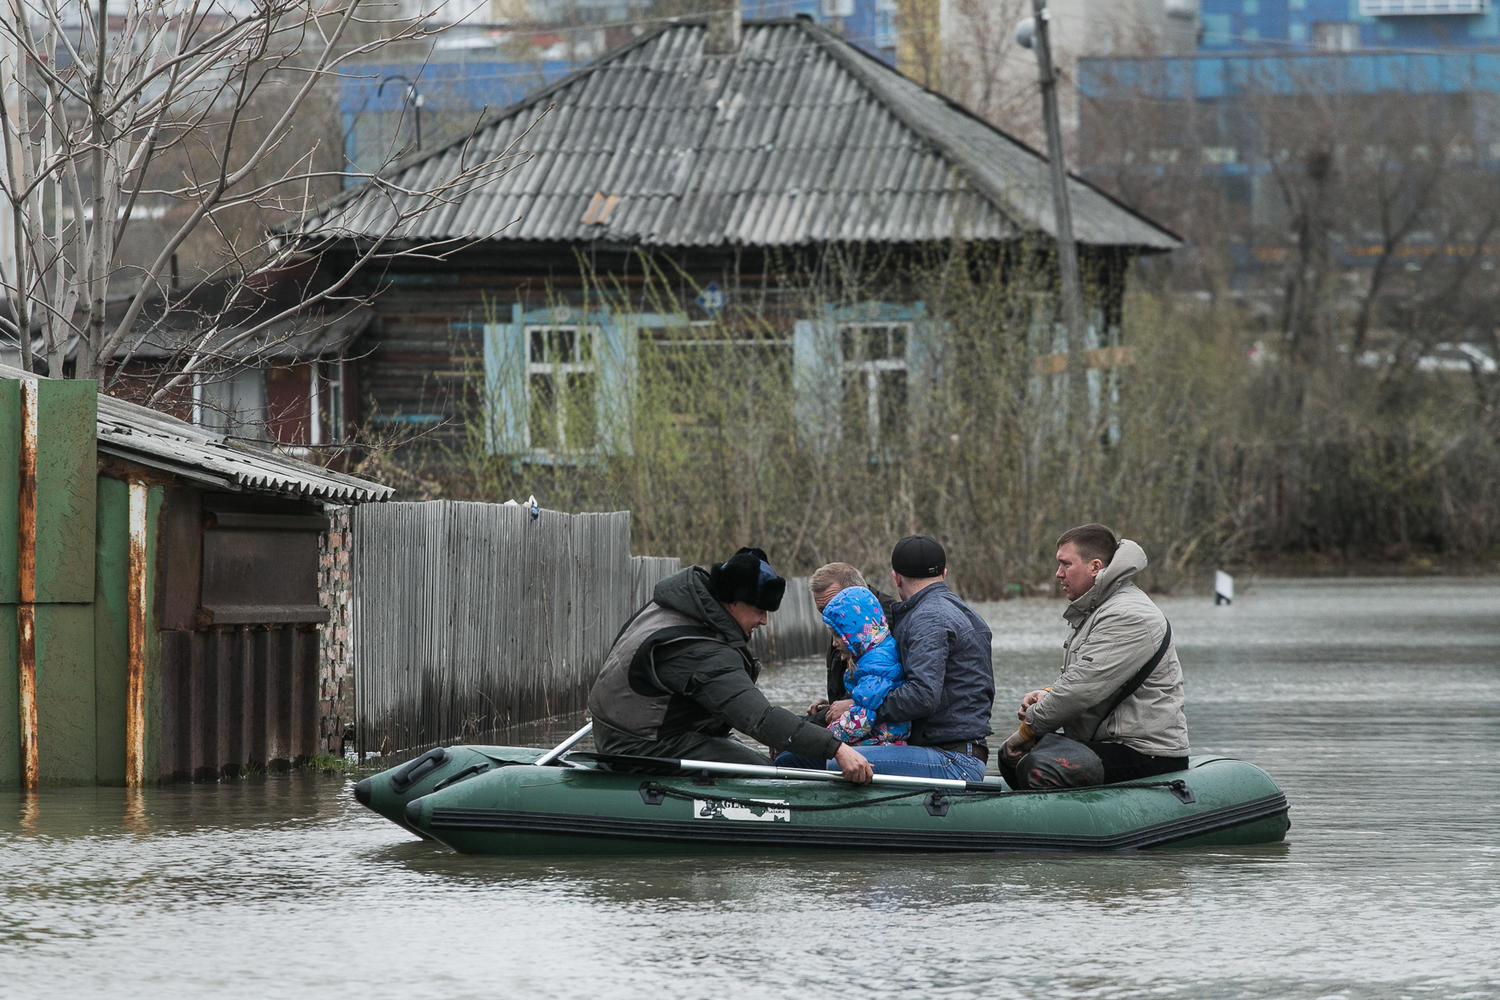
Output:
[809, 562, 867, 595]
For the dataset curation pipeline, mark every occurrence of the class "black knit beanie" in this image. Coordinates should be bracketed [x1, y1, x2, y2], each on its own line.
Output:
[708, 546, 786, 611]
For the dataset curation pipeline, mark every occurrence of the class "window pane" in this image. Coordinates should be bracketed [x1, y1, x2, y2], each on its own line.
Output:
[564, 372, 597, 450]
[841, 370, 870, 452]
[576, 329, 594, 363]
[878, 368, 907, 442]
[529, 330, 548, 364]
[889, 326, 906, 358]
[529, 373, 557, 449]
[538, 328, 570, 364]
[840, 326, 859, 362]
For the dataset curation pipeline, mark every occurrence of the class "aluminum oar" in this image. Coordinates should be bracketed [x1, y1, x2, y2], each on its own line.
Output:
[567, 751, 1007, 792]
[534, 721, 594, 766]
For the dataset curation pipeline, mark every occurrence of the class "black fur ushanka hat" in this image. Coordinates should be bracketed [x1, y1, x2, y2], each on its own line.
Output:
[708, 547, 786, 611]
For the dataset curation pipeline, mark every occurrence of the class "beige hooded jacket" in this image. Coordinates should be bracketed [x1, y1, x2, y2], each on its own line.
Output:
[1024, 539, 1189, 757]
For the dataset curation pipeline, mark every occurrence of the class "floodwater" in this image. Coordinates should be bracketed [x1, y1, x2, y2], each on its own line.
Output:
[2, 576, 1497, 999]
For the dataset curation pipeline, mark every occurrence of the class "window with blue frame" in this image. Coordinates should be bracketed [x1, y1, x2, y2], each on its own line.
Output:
[481, 307, 635, 458]
[837, 322, 910, 461]
[792, 305, 925, 459]
[524, 324, 599, 452]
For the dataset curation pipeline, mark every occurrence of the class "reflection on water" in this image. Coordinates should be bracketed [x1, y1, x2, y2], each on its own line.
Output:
[1, 577, 1497, 1000]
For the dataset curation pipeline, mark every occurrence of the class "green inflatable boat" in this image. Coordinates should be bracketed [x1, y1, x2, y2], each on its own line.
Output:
[355, 744, 1290, 856]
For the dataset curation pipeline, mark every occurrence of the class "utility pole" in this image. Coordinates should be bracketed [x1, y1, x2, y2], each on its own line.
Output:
[1027, 0, 1089, 429]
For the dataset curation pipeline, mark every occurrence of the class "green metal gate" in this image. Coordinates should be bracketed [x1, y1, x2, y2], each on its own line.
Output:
[1, 376, 162, 787]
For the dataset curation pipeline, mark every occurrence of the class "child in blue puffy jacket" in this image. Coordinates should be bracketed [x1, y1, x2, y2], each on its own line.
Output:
[821, 586, 909, 745]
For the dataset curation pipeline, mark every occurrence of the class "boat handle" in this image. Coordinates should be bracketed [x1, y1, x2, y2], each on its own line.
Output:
[432, 761, 493, 792]
[388, 747, 450, 794]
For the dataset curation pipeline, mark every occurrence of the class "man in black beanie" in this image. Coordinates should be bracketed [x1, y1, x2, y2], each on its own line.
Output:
[587, 547, 873, 782]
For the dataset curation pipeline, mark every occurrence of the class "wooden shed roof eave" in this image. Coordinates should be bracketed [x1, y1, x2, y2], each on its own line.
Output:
[331, 231, 1178, 262]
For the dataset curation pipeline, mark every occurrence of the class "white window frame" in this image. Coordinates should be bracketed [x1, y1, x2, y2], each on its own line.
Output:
[1312, 22, 1360, 51]
[524, 323, 600, 453]
[836, 321, 910, 459]
[191, 367, 268, 441]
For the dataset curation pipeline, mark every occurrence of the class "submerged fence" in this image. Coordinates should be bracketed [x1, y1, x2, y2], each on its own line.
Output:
[350, 500, 829, 757]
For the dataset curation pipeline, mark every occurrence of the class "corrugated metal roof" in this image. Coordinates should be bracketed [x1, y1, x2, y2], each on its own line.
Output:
[1, 364, 393, 504]
[295, 18, 1180, 252]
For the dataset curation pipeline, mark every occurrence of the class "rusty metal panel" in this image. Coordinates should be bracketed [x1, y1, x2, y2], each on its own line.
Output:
[33, 603, 96, 784]
[93, 477, 130, 785]
[155, 623, 322, 781]
[125, 481, 151, 787]
[15, 379, 39, 786]
[157, 487, 203, 632]
[16, 604, 37, 787]
[198, 503, 329, 626]
[0, 379, 18, 603]
[95, 476, 163, 787]
[0, 612, 15, 782]
[155, 630, 189, 782]
[18, 378, 37, 607]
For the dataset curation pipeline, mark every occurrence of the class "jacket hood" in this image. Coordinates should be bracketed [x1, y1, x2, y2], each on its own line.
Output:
[652, 566, 747, 643]
[1064, 538, 1148, 625]
[821, 586, 890, 659]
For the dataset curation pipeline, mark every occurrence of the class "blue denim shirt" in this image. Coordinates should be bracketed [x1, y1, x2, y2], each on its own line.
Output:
[880, 581, 995, 745]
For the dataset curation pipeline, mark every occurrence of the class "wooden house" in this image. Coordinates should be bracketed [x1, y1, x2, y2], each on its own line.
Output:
[287, 14, 1180, 463]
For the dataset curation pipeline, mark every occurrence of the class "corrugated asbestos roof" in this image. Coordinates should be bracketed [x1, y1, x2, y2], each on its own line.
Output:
[295, 18, 1180, 252]
[1, 364, 393, 504]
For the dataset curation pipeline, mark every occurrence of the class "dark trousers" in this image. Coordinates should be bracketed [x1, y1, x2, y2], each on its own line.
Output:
[1001, 734, 1188, 790]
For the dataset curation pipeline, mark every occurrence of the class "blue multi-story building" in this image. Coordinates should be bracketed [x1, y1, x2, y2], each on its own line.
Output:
[1077, 1, 1500, 277]
[1198, 0, 1496, 52]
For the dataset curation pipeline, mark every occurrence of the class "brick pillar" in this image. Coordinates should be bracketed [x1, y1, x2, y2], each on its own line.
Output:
[317, 506, 354, 756]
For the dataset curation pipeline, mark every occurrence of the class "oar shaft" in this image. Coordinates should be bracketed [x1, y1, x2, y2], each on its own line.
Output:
[535, 721, 594, 766]
[672, 756, 1000, 791]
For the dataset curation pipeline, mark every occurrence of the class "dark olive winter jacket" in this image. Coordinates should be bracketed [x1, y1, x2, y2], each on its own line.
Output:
[587, 567, 841, 760]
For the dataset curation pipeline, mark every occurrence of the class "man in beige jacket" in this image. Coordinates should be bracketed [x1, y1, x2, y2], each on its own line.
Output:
[999, 523, 1189, 789]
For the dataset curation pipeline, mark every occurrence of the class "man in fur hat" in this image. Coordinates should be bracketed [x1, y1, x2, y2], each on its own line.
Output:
[588, 547, 873, 782]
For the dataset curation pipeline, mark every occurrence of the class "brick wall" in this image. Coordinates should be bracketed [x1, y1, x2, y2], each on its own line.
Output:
[318, 506, 354, 756]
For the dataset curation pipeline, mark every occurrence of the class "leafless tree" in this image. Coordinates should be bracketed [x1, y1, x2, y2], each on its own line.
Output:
[0, 0, 530, 400]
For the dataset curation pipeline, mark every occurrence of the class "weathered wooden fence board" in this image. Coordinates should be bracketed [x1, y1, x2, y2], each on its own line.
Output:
[351, 501, 831, 757]
[351, 502, 672, 756]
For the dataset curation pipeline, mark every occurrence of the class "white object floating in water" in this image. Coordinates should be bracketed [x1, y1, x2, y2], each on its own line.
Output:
[1214, 570, 1234, 605]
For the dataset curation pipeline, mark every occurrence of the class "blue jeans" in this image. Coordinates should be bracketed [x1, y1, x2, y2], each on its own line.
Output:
[775, 745, 986, 781]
